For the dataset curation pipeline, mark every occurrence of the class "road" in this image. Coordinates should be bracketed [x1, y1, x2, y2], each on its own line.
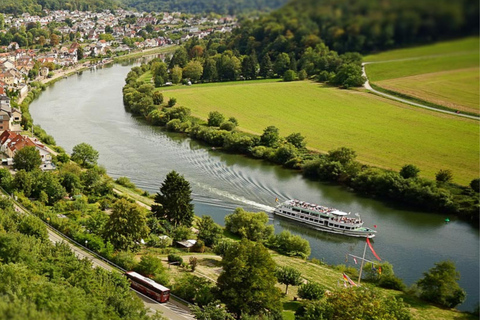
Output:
[13, 202, 195, 320]
[361, 62, 480, 121]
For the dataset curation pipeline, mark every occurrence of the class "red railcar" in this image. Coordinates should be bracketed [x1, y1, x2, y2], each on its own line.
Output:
[125, 271, 170, 303]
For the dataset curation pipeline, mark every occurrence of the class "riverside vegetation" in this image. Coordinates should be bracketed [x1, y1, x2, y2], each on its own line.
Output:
[122, 60, 480, 224]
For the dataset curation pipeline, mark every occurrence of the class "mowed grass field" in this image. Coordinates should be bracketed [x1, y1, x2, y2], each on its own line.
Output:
[160, 80, 479, 185]
[363, 37, 479, 114]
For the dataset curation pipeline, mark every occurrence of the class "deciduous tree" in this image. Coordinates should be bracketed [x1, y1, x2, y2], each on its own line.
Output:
[216, 239, 282, 319]
[103, 199, 150, 251]
[416, 260, 466, 308]
[71, 143, 99, 168]
[275, 266, 303, 295]
[13, 146, 42, 172]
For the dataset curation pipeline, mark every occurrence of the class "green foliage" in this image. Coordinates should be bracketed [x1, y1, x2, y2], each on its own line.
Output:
[275, 266, 303, 294]
[400, 164, 420, 179]
[329, 63, 366, 88]
[152, 171, 194, 228]
[103, 199, 150, 251]
[224, 207, 273, 242]
[71, 143, 99, 168]
[13, 146, 42, 172]
[283, 70, 296, 81]
[190, 301, 235, 320]
[416, 260, 466, 308]
[171, 225, 193, 241]
[470, 178, 480, 192]
[173, 273, 215, 306]
[267, 230, 311, 258]
[112, 251, 138, 270]
[298, 282, 325, 300]
[216, 239, 282, 318]
[296, 286, 411, 320]
[436, 169, 454, 183]
[260, 126, 280, 148]
[219, 121, 236, 131]
[116, 176, 136, 189]
[197, 215, 223, 247]
[167, 254, 183, 265]
[135, 254, 165, 277]
[18, 215, 48, 241]
[208, 111, 225, 127]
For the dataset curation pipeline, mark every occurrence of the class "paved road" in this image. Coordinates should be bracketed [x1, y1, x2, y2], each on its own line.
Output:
[361, 62, 480, 121]
[13, 203, 195, 320]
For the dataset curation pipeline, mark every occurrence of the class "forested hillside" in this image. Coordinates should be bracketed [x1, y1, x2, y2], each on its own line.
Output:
[0, 0, 117, 15]
[120, 0, 289, 14]
[230, 0, 479, 55]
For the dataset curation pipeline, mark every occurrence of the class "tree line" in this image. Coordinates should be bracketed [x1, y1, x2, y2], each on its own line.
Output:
[122, 63, 480, 223]
[0, 0, 117, 15]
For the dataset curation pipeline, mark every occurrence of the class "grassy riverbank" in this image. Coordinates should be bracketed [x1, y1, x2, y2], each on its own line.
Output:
[159, 80, 479, 185]
[364, 37, 479, 114]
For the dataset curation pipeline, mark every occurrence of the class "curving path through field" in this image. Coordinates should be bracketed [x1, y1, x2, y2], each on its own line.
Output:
[362, 62, 480, 121]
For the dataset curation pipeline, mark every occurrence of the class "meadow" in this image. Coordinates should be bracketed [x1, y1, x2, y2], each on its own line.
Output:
[159, 80, 479, 185]
[363, 37, 479, 113]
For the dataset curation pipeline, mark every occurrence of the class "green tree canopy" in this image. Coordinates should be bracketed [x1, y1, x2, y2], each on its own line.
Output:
[13, 146, 42, 172]
[71, 143, 99, 168]
[103, 199, 150, 251]
[275, 266, 303, 295]
[151, 171, 194, 227]
[224, 207, 273, 242]
[197, 215, 223, 247]
[400, 164, 420, 179]
[416, 260, 466, 308]
[215, 239, 282, 319]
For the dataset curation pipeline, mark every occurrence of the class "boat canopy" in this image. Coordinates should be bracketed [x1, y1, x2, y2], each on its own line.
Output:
[330, 210, 348, 216]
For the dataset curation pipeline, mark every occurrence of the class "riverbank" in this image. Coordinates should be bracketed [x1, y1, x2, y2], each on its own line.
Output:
[28, 61, 479, 313]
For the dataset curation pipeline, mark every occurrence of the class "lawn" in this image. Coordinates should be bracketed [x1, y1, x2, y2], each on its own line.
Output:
[376, 68, 479, 113]
[363, 37, 479, 112]
[364, 37, 479, 62]
[159, 80, 479, 185]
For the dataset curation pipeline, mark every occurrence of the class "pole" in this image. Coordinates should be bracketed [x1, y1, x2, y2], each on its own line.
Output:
[358, 240, 368, 284]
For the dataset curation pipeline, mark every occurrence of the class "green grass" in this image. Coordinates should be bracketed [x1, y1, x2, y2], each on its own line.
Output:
[363, 37, 479, 112]
[377, 68, 479, 113]
[364, 37, 479, 62]
[159, 80, 479, 185]
[365, 52, 479, 82]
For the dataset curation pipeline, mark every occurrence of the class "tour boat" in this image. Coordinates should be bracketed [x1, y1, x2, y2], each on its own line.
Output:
[274, 199, 376, 238]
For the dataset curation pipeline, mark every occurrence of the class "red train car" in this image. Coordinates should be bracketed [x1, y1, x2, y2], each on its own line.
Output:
[125, 271, 170, 303]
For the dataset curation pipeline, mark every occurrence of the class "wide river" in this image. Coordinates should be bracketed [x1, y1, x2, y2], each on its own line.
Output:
[30, 62, 479, 311]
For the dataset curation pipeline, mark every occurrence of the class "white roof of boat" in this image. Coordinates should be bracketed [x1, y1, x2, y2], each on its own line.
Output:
[330, 209, 348, 216]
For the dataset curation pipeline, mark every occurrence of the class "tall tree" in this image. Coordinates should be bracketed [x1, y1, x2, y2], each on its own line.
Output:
[216, 239, 282, 319]
[197, 215, 223, 247]
[151, 171, 194, 227]
[183, 60, 203, 82]
[13, 146, 42, 172]
[71, 143, 99, 168]
[103, 199, 150, 251]
[416, 260, 466, 308]
[259, 54, 273, 78]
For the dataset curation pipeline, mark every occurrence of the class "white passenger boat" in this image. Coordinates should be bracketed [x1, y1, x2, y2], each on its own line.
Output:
[274, 199, 376, 238]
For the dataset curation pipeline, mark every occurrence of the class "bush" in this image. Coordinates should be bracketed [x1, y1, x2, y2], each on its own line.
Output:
[168, 254, 183, 265]
[207, 111, 225, 127]
[219, 121, 236, 131]
[283, 69, 296, 81]
[298, 282, 325, 300]
[116, 176, 136, 189]
[112, 251, 137, 270]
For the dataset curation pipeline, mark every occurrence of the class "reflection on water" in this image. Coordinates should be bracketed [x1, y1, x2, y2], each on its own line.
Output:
[29, 63, 479, 311]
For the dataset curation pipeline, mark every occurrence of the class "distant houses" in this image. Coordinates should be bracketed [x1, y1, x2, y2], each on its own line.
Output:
[0, 130, 55, 171]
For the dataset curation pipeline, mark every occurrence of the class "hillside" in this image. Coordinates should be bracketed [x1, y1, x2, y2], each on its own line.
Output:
[364, 37, 479, 114]
[229, 0, 479, 56]
[120, 0, 289, 14]
[0, 0, 118, 15]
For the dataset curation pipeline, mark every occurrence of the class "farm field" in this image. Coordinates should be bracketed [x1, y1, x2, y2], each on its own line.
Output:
[160, 80, 479, 185]
[363, 37, 479, 113]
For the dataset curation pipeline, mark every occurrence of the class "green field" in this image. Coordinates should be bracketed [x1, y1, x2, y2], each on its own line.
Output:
[377, 68, 479, 112]
[363, 37, 479, 113]
[364, 37, 479, 62]
[160, 80, 479, 185]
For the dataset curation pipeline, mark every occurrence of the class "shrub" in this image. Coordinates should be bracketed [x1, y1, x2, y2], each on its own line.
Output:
[116, 176, 136, 189]
[298, 282, 325, 300]
[168, 254, 183, 265]
[207, 111, 225, 127]
[219, 121, 236, 131]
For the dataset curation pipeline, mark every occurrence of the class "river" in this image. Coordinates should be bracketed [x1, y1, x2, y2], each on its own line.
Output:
[30, 62, 479, 311]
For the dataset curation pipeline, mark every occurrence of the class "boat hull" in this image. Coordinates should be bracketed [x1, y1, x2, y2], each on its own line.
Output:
[273, 202, 376, 239]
